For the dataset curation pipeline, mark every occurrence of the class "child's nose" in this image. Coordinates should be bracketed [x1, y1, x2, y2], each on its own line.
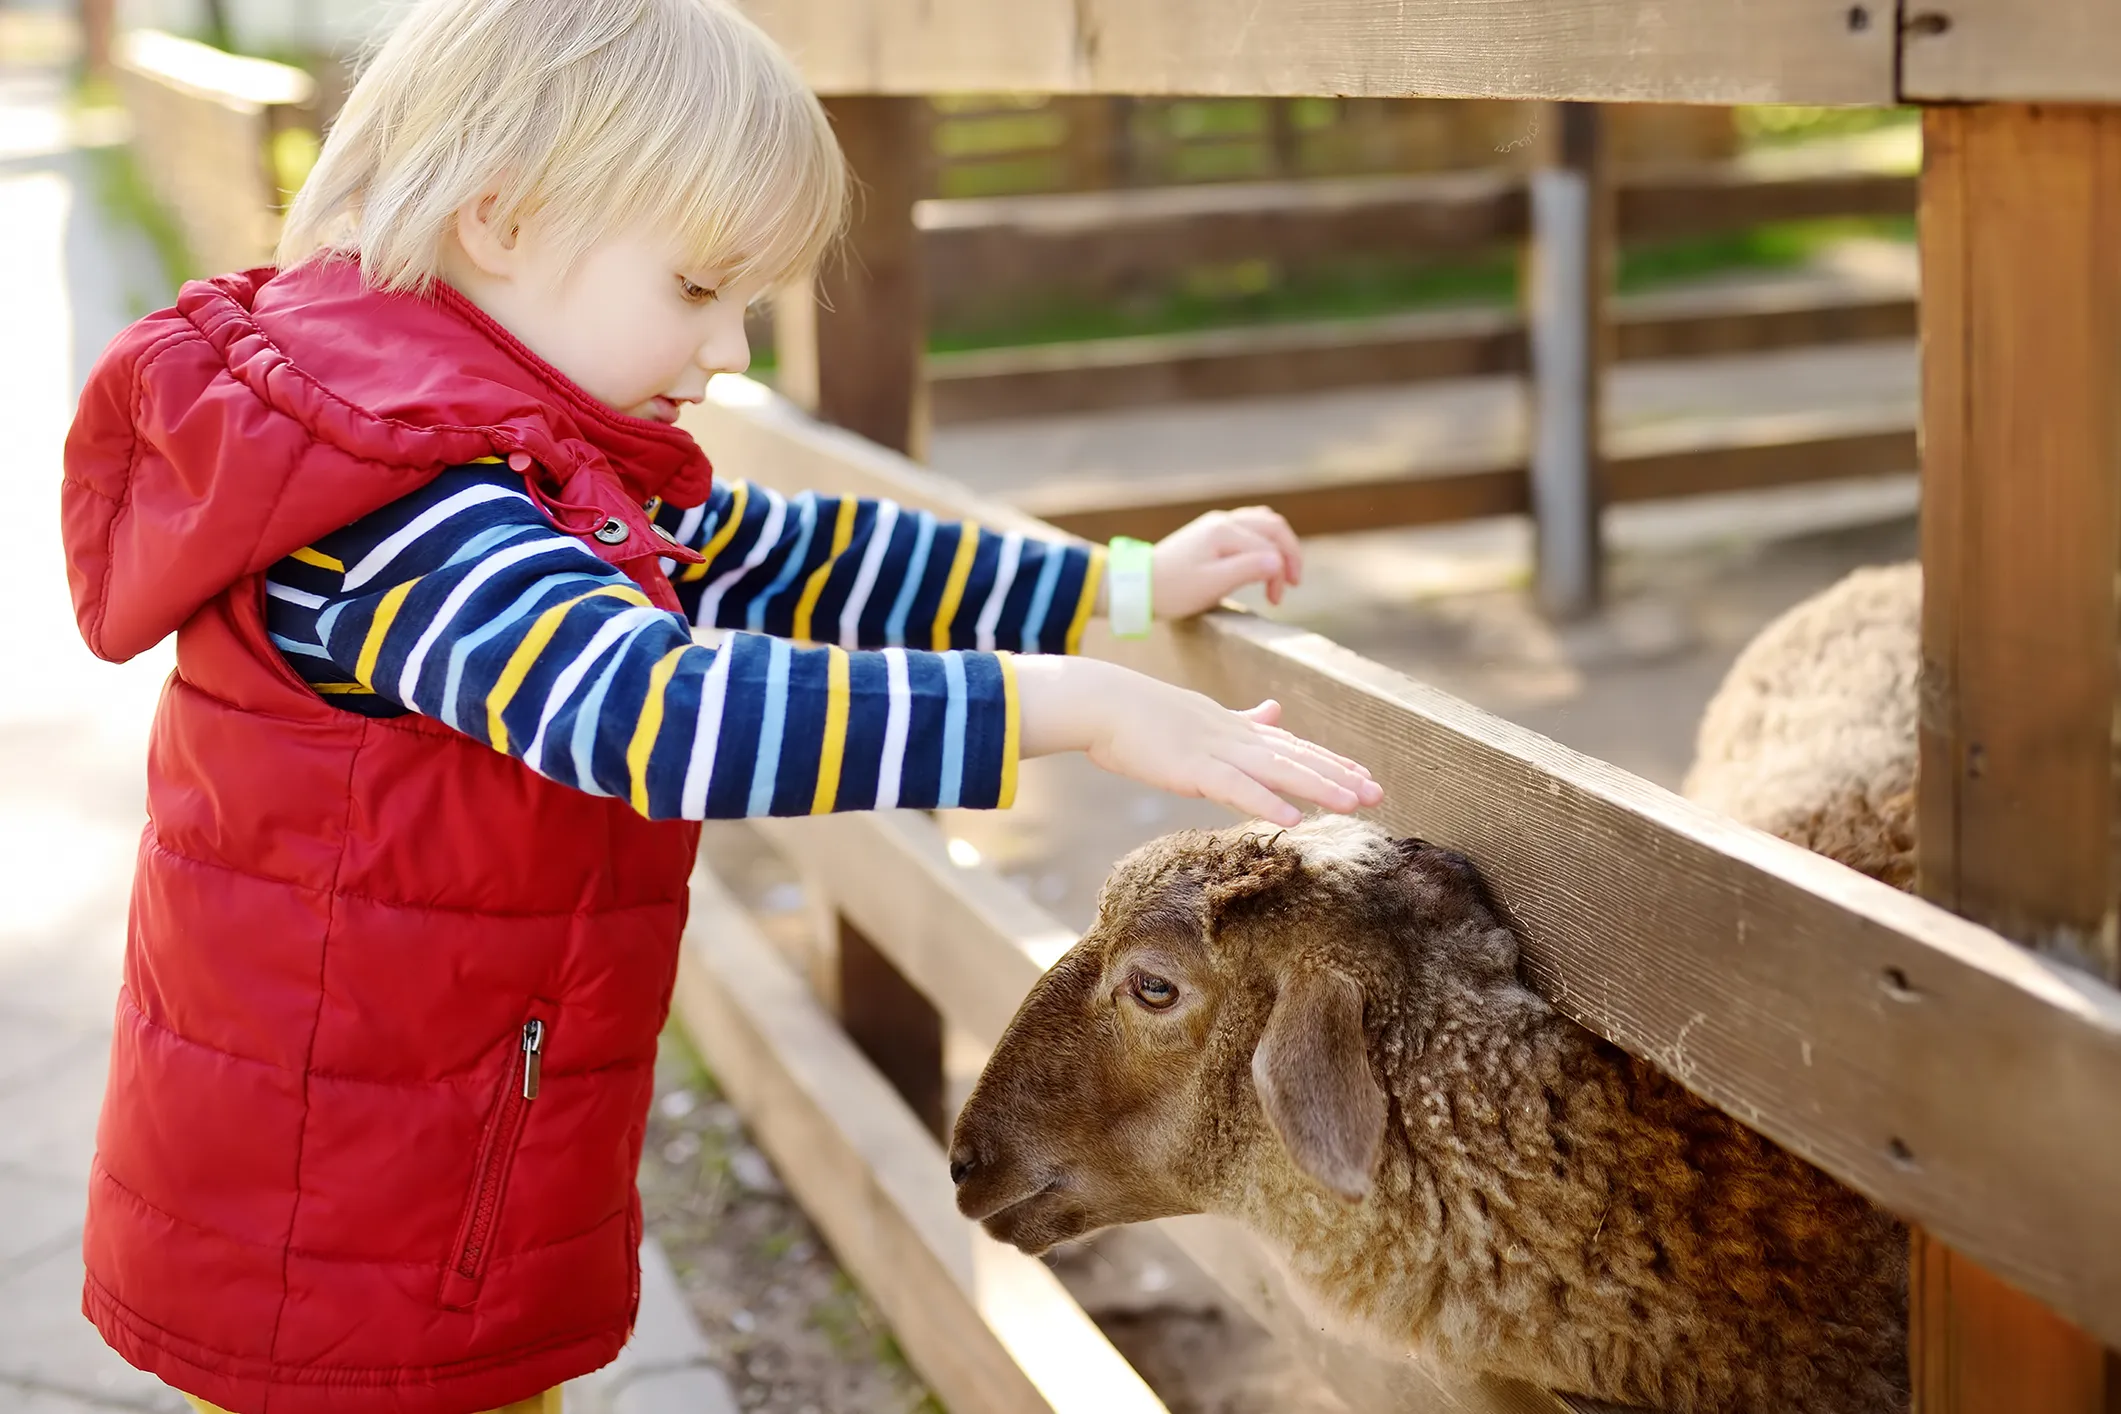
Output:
[698, 325, 751, 378]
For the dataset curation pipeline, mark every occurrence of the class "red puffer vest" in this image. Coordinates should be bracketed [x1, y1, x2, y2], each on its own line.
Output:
[60, 259, 712, 1414]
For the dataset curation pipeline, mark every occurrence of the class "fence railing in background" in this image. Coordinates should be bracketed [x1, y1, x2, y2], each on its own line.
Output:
[111, 31, 312, 277]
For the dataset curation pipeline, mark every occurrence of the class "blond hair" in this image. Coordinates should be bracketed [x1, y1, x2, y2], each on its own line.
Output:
[279, 0, 846, 293]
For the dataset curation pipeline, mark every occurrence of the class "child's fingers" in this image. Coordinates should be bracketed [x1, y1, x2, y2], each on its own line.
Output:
[1246, 719, 1376, 782]
[1241, 699, 1284, 726]
[1248, 733, 1383, 806]
[1201, 760, 1302, 827]
[1226, 744, 1364, 814]
[1227, 506, 1304, 585]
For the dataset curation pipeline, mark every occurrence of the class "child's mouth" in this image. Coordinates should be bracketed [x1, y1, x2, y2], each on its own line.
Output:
[640, 397, 683, 423]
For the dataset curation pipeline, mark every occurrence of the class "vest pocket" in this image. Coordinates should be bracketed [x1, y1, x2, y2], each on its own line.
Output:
[440, 1013, 547, 1310]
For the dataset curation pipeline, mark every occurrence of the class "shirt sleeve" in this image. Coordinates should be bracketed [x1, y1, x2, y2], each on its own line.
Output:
[652, 481, 1105, 655]
[264, 465, 1023, 818]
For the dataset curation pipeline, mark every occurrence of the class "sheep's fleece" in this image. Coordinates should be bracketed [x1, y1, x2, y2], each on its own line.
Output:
[956, 566, 1929, 1414]
[1685, 562, 1918, 889]
[953, 820, 1907, 1414]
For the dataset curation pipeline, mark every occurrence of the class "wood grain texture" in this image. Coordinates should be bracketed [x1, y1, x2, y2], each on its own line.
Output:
[734, 0, 1895, 103]
[1900, 0, 2121, 102]
[672, 863, 1170, 1414]
[677, 378, 2121, 1345]
[926, 283, 1916, 424]
[1912, 102, 2121, 1412]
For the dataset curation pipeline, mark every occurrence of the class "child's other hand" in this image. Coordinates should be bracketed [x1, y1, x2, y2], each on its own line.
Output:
[1013, 656, 1382, 827]
[1151, 506, 1302, 614]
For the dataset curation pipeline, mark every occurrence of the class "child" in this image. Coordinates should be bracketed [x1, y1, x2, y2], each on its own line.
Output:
[58, 1, 1381, 1411]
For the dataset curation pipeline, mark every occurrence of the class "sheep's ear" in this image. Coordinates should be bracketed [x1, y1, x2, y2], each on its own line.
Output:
[1250, 968, 1386, 1202]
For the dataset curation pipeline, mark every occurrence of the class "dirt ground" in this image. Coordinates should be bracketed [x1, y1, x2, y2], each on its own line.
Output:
[649, 481, 1919, 1413]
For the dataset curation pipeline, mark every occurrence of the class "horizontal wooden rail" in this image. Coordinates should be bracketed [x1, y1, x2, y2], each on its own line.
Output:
[1011, 409, 1918, 541]
[920, 161, 1915, 326]
[735, 0, 1898, 104]
[739, 0, 2115, 103]
[671, 863, 1170, 1414]
[678, 376, 2121, 1347]
[112, 30, 314, 276]
[928, 277, 1917, 423]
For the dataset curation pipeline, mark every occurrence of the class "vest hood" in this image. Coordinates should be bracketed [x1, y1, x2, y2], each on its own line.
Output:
[61, 258, 715, 663]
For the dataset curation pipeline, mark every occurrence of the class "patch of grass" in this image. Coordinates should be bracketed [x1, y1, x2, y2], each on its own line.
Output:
[1734, 105, 1919, 147]
[1617, 214, 1915, 292]
[272, 126, 321, 205]
[918, 213, 1912, 356]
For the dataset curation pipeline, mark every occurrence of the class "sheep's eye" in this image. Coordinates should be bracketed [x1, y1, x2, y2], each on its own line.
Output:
[1130, 973, 1179, 1010]
[677, 276, 718, 305]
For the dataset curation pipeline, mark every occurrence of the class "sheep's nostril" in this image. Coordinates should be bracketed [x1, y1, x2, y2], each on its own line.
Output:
[949, 1156, 977, 1185]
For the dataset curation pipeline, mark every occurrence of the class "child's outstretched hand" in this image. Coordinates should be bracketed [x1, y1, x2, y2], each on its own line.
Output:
[1012, 657, 1382, 827]
[1145, 506, 1303, 614]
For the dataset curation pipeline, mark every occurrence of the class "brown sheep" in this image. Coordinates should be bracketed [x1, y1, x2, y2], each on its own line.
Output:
[950, 816, 1908, 1414]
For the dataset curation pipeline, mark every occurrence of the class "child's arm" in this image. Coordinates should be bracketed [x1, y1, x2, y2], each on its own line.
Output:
[652, 486, 1306, 649]
[654, 483, 1098, 653]
[270, 466, 1374, 823]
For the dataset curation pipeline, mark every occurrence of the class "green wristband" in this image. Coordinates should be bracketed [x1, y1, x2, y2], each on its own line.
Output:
[1108, 536, 1154, 640]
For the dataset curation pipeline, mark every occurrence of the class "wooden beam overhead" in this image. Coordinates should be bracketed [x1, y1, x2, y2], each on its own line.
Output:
[734, 0, 1895, 105]
[1900, 0, 2121, 103]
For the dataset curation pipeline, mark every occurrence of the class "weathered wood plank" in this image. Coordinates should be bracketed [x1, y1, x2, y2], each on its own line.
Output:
[1900, 0, 2121, 103]
[1009, 411, 1915, 542]
[927, 279, 1915, 424]
[671, 862, 1170, 1414]
[677, 377, 2121, 1345]
[736, 0, 1895, 104]
[113, 31, 314, 276]
[920, 161, 1914, 328]
[1911, 101, 2121, 1411]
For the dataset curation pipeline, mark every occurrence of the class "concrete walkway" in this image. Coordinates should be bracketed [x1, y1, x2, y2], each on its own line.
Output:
[0, 32, 732, 1414]
[0, 36, 191, 1412]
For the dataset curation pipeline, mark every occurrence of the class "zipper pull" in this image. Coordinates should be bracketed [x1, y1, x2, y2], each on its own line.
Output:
[522, 1019, 545, 1100]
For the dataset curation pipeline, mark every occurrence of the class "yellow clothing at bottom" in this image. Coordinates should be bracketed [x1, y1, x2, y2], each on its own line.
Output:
[183, 1391, 561, 1414]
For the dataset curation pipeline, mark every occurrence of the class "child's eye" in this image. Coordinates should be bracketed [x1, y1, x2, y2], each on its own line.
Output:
[677, 276, 719, 305]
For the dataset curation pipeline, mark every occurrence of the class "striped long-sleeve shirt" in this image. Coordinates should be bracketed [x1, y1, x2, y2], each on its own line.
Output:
[262, 464, 1103, 819]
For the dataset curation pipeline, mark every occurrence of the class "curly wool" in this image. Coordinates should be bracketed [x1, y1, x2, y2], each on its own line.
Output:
[1684, 563, 1919, 889]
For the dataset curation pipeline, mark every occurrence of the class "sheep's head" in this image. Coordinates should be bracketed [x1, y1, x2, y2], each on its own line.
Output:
[950, 816, 1520, 1255]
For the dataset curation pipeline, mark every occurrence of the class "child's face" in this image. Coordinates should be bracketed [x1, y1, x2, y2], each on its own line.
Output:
[450, 206, 764, 424]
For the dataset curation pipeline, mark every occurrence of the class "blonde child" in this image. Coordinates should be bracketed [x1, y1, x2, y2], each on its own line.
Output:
[59, 1, 1380, 1410]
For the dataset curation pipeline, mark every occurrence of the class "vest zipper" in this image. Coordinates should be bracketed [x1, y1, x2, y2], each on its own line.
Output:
[442, 1018, 544, 1308]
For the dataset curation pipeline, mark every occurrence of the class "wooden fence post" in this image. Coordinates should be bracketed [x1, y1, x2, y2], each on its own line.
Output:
[1526, 101, 1612, 619]
[1914, 101, 2121, 1412]
[775, 95, 929, 458]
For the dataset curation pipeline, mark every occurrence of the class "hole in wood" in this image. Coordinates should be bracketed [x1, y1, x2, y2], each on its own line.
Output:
[1845, 5, 1871, 30]
[1880, 966, 1920, 1001]
[1886, 1137, 1917, 1169]
[1903, 10, 1952, 36]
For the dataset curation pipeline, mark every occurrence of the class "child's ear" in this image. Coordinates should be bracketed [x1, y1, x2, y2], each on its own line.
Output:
[453, 192, 522, 279]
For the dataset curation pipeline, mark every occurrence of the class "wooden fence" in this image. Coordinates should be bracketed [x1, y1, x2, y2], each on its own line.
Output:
[111, 30, 312, 276]
[704, 3, 2121, 1411]
[919, 149, 1917, 420]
